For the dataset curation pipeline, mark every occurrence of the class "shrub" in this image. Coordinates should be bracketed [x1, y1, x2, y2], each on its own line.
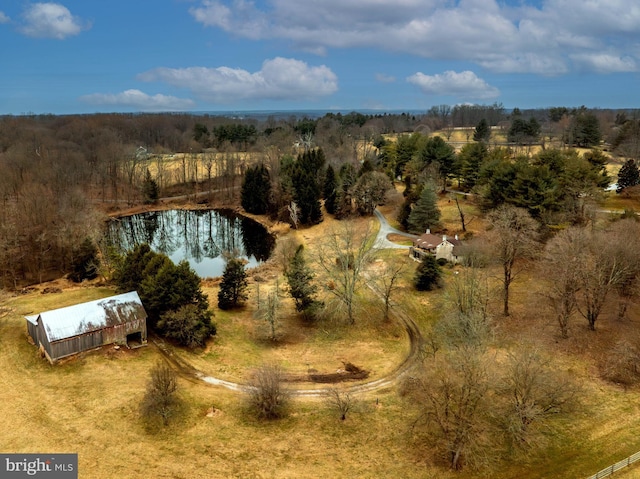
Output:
[247, 364, 289, 420]
[158, 304, 216, 349]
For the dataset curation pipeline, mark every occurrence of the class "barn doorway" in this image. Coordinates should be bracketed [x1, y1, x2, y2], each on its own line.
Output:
[126, 332, 143, 348]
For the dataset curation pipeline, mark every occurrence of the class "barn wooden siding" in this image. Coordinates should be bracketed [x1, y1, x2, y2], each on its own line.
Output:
[26, 291, 148, 363]
[46, 317, 147, 362]
[26, 321, 38, 345]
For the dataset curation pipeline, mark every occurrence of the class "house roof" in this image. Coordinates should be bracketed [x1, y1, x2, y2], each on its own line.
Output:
[414, 233, 442, 250]
[443, 236, 462, 247]
[27, 291, 146, 342]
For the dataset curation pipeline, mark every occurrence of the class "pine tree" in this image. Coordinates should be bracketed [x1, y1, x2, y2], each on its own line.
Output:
[458, 142, 489, 191]
[218, 257, 248, 310]
[69, 237, 100, 283]
[285, 245, 319, 314]
[414, 255, 442, 291]
[397, 197, 412, 231]
[408, 183, 441, 234]
[473, 118, 490, 142]
[291, 149, 324, 224]
[241, 164, 271, 214]
[335, 163, 357, 218]
[113, 245, 215, 344]
[617, 159, 640, 193]
[142, 168, 159, 204]
[323, 164, 338, 215]
[419, 136, 456, 192]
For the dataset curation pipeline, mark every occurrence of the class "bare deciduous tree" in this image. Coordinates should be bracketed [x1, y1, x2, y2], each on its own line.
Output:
[140, 361, 180, 427]
[609, 220, 640, 320]
[274, 235, 301, 277]
[371, 259, 405, 321]
[577, 230, 629, 331]
[498, 348, 577, 448]
[487, 205, 540, 316]
[325, 387, 354, 421]
[316, 221, 377, 324]
[541, 227, 587, 338]
[409, 347, 492, 470]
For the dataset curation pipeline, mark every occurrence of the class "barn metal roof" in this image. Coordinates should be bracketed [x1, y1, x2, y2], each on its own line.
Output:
[30, 291, 146, 342]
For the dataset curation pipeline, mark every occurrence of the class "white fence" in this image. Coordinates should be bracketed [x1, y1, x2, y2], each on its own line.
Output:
[587, 451, 640, 479]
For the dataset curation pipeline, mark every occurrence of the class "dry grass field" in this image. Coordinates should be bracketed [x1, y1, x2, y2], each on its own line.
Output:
[3, 177, 640, 478]
[5, 248, 640, 478]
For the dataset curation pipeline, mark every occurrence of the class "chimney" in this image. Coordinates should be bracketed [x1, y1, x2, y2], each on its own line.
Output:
[442, 234, 447, 242]
[455, 234, 459, 240]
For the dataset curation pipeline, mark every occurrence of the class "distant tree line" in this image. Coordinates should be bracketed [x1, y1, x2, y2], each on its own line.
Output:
[0, 105, 635, 287]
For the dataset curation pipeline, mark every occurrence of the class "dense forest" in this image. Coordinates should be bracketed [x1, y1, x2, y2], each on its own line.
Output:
[1, 105, 640, 288]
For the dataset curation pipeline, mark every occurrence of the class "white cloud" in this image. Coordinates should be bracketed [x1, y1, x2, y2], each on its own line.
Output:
[138, 57, 338, 103]
[375, 73, 396, 83]
[570, 53, 637, 73]
[188, 0, 640, 75]
[0, 11, 10, 24]
[407, 70, 500, 101]
[80, 90, 195, 111]
[20, 3, 89, 39]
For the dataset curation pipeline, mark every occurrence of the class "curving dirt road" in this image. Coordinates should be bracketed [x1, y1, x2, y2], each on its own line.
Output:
[154, 209, 425, 398]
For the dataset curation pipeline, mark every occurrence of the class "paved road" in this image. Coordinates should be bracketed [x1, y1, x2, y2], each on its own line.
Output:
[154, 208, 425, 397]
[373, 209, 418, 250]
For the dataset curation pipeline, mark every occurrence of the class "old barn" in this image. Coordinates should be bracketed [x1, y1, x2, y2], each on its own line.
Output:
[25, 291, 147, 363]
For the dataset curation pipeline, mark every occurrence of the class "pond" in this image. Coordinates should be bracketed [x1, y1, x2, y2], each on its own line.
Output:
[106, 209, 275, 278]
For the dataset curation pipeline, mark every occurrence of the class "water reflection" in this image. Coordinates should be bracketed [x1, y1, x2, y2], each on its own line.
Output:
[107, 209, 275, 278]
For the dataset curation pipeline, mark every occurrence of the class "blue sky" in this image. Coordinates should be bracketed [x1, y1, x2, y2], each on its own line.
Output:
[1, 0, 639, 115]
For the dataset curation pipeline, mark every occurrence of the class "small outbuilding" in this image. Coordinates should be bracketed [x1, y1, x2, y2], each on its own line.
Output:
[25, 291, 147, 363]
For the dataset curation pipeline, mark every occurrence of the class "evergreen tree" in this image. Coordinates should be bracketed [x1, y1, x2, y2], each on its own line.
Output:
[323, 164, 338, 215]
[408, 182, 441, 234]
[395, 133, 422, 178]
[403, 175, 413, 197]
[285, 245, 320, 316]
[508, 117, 541, 144]
[218, 257, 248, 310]
[113, 244, 215, 345]
[241, 164, 271, 214]
[571, 111, 602, 147]
[142, 168, 159, 204]
[113, 243, 155, 293]
[69, 237, 100, 283]
[617, 159, 640, 193]
[414, 255, 442, 291]
[418, 136, 456, 192]
[458, 142, 489, 191]
[335, 163, 358, 218]
[291, 149, 324, 224]
[397, 197, 412, 231]
[141, 259, 210, 322]
[473, 118, 491, 142]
